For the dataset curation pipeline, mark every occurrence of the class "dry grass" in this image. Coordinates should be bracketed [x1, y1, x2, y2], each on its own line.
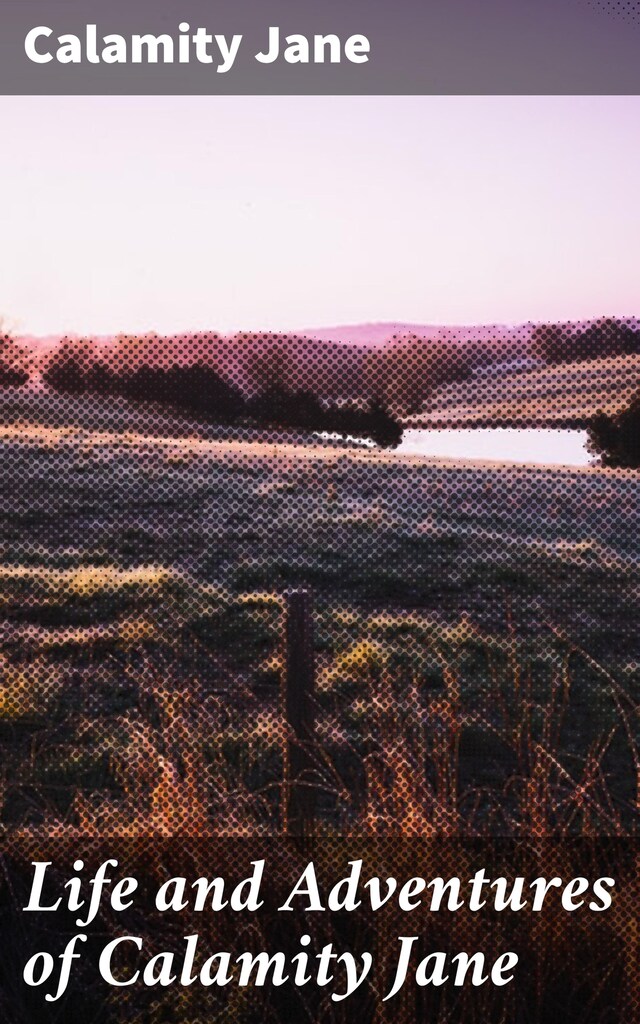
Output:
[408, 352, 640, 428]
[2, 594, 637, 1024]
[2, 596, 635, 839]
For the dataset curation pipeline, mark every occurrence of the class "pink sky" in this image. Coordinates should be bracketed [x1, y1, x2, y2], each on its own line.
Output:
[0, 95, 638, 336]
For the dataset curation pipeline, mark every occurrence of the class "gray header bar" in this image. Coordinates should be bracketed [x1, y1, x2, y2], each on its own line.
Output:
[1, 0, 640, 94]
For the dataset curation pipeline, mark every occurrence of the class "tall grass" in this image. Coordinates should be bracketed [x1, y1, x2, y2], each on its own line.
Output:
[2, 599, 638, 1024]
[2, 610, 633, 839]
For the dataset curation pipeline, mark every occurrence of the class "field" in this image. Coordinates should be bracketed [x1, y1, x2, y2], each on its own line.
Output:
[0, 388, 638, 837]
[1, 392, 638, 639]
[408, 352, 640, 427]
[1, 387, 639, 1024]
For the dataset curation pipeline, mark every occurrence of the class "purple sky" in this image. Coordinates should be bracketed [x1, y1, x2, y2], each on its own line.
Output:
[1, 95, 638, 335]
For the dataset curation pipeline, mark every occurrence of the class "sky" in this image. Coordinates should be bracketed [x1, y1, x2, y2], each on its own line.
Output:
[0, 95, 639, 336]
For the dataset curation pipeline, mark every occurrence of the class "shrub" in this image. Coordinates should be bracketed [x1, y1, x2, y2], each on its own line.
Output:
[588, 393, 640, 468]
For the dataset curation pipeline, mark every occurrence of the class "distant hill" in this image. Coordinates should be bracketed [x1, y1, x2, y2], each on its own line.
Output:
[299, 321, 535, 348]
[17, 316, 640, 354]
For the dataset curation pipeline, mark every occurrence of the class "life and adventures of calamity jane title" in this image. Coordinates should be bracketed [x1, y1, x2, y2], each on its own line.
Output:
[21, 858, 615, 1004]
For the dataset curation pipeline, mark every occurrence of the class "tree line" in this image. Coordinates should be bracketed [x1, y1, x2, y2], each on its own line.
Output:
[0, 322, 29, 386]
[42, 348, 403, 448]
[532, 317, 640, 365]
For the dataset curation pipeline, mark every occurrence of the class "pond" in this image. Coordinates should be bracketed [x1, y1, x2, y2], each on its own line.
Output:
[396, 428, 592, 467]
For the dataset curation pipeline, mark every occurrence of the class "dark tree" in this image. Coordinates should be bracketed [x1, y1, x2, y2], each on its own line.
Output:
[587, 394, 640, 468]
[43, 354, 87, 394]
[86, 362, 117, 396]
[0, 363, 28, 387]
[246, 385, 325, 431]
[169, 365, 245, 422]
[534, 318, 640, 365]
[365, 395, 404, 448]
[45, 354, 246, 426]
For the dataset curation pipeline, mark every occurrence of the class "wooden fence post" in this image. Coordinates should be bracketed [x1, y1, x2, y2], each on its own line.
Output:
[282, 588, 316, 835]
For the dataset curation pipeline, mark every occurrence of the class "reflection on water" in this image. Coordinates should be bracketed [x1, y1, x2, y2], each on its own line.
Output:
[397, 428, 592, 467]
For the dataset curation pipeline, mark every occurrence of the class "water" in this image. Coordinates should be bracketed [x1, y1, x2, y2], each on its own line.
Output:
[397, 428, 591, 467]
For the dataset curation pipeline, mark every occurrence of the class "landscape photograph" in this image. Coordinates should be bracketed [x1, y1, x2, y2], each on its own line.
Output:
[0, 94, 639, 1022]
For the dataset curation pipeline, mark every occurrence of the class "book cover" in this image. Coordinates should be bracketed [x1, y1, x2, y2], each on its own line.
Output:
[0, 2, 638, 1021]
